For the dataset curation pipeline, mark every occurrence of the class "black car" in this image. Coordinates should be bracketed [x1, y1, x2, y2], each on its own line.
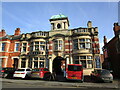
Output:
[91, 69, 113, 83]
[0, 67, 16, 78]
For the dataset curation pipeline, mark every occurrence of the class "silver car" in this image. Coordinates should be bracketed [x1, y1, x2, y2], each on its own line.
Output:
[91, 69, 113, 83]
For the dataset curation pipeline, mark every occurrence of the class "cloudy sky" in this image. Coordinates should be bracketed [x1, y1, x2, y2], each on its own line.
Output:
[1, 1, 118, 53]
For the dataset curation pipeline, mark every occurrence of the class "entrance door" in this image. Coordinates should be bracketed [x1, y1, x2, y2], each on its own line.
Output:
[13, 58, 18, 69]
[52, 56, 66, 75]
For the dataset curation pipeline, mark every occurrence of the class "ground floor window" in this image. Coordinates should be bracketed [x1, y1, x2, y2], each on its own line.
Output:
[30, 57, 45, 68]
[73, 55, 93, 69]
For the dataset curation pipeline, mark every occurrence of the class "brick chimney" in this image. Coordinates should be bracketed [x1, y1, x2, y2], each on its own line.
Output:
[14, 28, 21, 36]
[113, 23, 120, 36]
[103, 36, 107, 45]
[0, 29, 6, 37]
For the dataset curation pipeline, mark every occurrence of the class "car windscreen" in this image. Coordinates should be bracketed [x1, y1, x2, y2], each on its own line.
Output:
[100, 70, 111, 75]
[68, 65, 82, 71]
[32, 69, 40, 71]
[17, 69, 25, 71]
[43, 68, 49, 71]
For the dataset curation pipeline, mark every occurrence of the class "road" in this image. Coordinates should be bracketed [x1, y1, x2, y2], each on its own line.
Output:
[1, 78, 119, 89]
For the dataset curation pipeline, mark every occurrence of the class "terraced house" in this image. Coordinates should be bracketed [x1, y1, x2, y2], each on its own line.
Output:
[0, 14, 101, 75]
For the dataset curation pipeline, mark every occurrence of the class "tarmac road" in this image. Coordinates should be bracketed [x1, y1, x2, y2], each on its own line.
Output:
[1, 78, 119, 89]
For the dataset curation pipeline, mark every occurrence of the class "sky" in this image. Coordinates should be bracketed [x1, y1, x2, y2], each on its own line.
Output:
[1, 1, 118, 53]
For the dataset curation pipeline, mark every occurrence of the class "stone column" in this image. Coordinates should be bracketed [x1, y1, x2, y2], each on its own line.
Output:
[18, 58, 21, 68]
[66, 56, 69, 64]
[26, 58, 29, 68]
[49, 57, 52, 73]
[32, 58, 34, 69]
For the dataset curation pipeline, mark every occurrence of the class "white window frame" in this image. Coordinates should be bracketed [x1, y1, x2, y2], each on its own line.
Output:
[14, 42, 20, 52]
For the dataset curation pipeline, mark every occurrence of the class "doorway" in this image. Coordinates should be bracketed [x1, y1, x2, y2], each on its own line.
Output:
[52, 56, 66, 75]
[13, 58, 18, 69]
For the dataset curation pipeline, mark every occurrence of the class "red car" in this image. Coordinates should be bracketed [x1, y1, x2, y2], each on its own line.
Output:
[30, 68, 51, 80]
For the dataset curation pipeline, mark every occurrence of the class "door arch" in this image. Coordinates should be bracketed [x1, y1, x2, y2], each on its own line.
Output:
[52, 56, 66, 75]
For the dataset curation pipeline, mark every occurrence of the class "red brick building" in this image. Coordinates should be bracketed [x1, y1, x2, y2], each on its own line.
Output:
[102, 23, 120, 78]
[0, 28, 21, 68]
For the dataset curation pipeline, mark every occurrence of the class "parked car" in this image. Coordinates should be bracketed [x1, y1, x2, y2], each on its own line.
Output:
[13, 68, 32, 79]
[30, 68, 51, 80]
[91, 69, 113, 83]
[0, 67, 16, 78]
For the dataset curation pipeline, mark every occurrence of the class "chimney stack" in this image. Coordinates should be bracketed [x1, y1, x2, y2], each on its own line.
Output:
[14, 28, 21, 36]
[0, 29, 6, 37]
[113, 23, 120, 36]
[104, 36, 107, 45]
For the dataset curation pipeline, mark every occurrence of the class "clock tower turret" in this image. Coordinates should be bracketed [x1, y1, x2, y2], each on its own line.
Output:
[49, 14, 70, 31]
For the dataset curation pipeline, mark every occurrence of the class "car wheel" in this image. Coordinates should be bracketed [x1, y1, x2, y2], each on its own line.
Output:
[43, 73, 52, 81]
[25, 74, 29, 79]
[110, 81, 113, 83]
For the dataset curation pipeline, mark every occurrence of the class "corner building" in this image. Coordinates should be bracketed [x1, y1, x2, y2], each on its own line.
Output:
[0, 14, 101, 75]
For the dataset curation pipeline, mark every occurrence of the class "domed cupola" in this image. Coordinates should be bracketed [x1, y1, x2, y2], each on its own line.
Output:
[49, 14, 70, 30]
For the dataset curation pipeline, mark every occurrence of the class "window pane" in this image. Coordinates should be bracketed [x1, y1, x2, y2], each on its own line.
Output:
[79, 39, 85, 42]
[54, 40, 58, 50]
[40, 57, 44, 60]
[88, 60, 92, 64]
[86, 43, 91, 49]
[87, 60, 93, 68]
[80, 43, 85, 49]
[73, 39, 78, 49]
[34, 61, 38, 68]
[35, 45, 39, 50]
[74, 60, 79, 64]
[87, 56, 92, 59]
[39, 62, 44, 68]
[15, 43, 19, 51]
[95, 56, 101, 68]
[40, 41, 45, 44]
[35, 41, 39, 44]
[40, 45, 45, 50]
[23, 47, 26, 52]
[34, 57, 38, 60]
[73, 56, 79, 60]
[80, 60, 86, 68]
[80, 56, 86, 59]
[86, 39, 91, 42]
[2, 43, 6, 51]
[23, 43, 27, 46]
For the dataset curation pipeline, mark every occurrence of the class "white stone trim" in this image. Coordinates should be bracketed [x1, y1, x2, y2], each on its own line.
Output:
[65, 49, 72, 51]
[65, 43, 72, 45]
[0, 56, 8, 58]
[0, 41, 10, 43]
[49, 44, 53, 46]
[11, 56, 19, 59]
